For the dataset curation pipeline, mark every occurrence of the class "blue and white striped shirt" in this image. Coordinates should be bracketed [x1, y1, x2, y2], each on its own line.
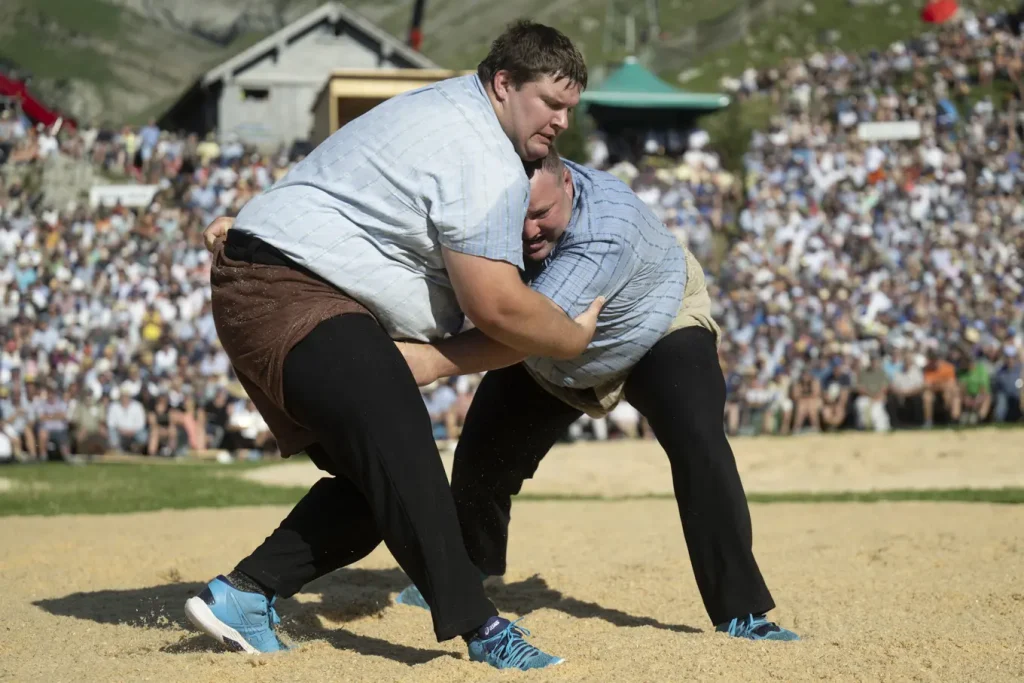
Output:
[525, 161, 687, 389]
[232, 75, 528, 342]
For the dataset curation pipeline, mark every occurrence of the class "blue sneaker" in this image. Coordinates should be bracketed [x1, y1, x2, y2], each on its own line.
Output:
[716, 613, 800, 641]
[184, 575, 287, 654]
[467, 616, 563, 670]
[395, 583, 429, 610]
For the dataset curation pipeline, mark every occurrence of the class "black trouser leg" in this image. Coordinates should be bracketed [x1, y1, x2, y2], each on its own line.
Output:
[624, 327, 775, 625]
[236, 443, 381, 595]
[450, 363, 582, 576]
[235, 314, 495, 641]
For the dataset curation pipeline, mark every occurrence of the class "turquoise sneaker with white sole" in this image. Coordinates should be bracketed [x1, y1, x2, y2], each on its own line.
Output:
[184, 575, 287, 654]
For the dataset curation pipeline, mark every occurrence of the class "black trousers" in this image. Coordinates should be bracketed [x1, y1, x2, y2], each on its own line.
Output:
[234, 313, 497, 641]
[450, 326, 775, 626]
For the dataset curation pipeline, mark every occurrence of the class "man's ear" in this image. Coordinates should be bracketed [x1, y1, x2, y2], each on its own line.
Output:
[492, 71, 513, 102]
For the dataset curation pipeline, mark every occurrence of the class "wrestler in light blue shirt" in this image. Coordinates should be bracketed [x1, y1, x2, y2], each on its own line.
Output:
[524, 160, 687, 389]
[233, 75, 528, 342]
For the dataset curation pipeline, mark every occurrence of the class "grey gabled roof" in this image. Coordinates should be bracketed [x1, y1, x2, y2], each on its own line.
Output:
[201, 1, 438, 87]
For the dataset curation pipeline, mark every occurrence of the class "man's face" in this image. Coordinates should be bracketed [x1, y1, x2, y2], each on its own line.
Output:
[500, 74, 579, 161]
[523, 167, 573, 262]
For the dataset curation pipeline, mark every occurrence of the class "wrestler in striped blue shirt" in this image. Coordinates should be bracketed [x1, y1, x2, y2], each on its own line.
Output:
[397, 150, 800, 642]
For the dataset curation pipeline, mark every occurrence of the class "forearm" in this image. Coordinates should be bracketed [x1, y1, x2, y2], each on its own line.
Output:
[474, 287, 587, 360]
[426, 328, 527, 378]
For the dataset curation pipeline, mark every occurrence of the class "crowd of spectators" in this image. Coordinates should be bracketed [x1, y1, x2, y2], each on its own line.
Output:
[709, 9, 1024, 436]
[2, 9, 1023, 462]
[0, 113, 288, 462]
[577, 8, 1024, 439]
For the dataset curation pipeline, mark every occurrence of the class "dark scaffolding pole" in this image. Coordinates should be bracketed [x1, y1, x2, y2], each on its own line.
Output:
[408, 0, 427, 51]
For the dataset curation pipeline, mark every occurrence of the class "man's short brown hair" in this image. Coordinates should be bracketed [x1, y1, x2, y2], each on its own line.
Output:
[478, 20, 588, 90]
[524, 145, 565, 179]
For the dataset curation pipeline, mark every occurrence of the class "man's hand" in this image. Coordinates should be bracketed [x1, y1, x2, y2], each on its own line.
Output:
[204, 216, 235, 253]
[395, 341, 442, 386]
[573, 296, 605, 347]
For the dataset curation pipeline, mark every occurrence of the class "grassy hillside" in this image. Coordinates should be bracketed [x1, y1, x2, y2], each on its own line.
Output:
[345, 0, 742, 81]
[0, 0, 278, 124]
[677, 0, 1021, 92]
[0, 0, 1020, 125]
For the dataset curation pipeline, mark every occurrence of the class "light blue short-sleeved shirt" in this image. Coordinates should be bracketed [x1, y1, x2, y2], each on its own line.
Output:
[524, 161, 687, 389]
[233, 75, 528, 342]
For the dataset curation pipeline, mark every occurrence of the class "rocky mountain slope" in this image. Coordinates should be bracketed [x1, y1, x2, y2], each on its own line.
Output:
[0, 0, 721, 124]
[1, 0, 1015, 126]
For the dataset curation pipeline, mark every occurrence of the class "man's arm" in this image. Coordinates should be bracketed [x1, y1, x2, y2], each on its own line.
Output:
[430, 145, 612, 360]
[401, 232, 625, 384]
[398, 296, 606, 384]
[443, 248, 602, 360]
[444, 224, 635, 363]
[398, 328, 525, 385]
[201, 212, 600, 360]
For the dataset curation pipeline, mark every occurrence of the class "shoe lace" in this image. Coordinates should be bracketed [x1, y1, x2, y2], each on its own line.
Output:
[488, 619, 544, 668]
[726, 614, 779, 638]
[268, 596, 281, 628]
[264, 596, 291, 649]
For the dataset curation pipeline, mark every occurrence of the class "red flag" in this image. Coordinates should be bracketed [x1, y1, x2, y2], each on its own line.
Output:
[409, 27, 423, 51]
[921, 0, 958, 24]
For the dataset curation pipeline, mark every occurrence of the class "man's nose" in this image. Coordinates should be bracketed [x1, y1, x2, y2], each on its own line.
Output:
[551, 109, 569, 132]
[523, 220, 541, 240]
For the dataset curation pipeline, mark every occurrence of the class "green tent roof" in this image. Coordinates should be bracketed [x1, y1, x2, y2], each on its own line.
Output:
[581, 59, 730, 110]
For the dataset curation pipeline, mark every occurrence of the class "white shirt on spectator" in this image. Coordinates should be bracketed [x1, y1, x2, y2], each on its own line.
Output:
[199, 352, 230, 377]
[154, 347, 178, 376]
[891, 365, 924, 394]
[108, 400, 147, 434]
[38, 133, 59, 157]
[865, 146, 885, 173]
[0, 227, 21, 255]
[229, 404, 268, 440]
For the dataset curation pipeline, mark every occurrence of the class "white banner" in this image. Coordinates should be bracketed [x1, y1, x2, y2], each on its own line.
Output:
[89, 184, 159, 209]
[856, 120, 922, 142]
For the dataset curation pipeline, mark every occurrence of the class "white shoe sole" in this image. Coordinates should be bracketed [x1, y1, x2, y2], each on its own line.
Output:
[184, 596, 261, 655]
